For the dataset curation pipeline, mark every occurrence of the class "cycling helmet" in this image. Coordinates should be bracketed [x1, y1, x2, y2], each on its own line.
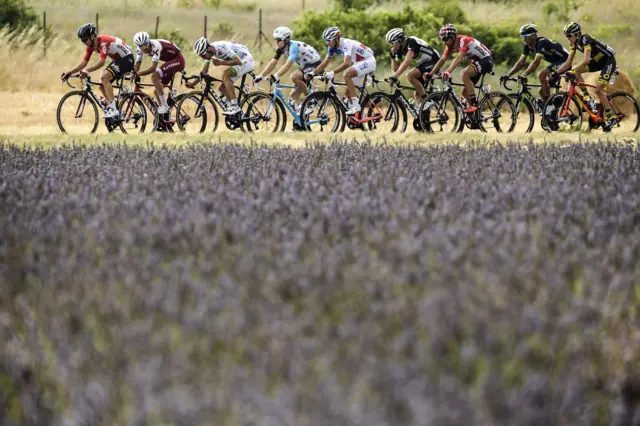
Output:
[273, 26, 292, 41]
[439, 24, 457, 41]
[322, 26, 340, 43]
[133, 31, 150, 46]
[77, 23, 97, 40]
[563, 22, 581, 36]
[193, 36, 210, 56]
[385, 28, 405, 44]
[519, 23, 537, 37]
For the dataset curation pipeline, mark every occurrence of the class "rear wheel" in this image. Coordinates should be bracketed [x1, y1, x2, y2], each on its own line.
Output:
[478, 92, 516, 132]
[418, 92, 461, 133]
[542, 93, 585, 132]
[56, 91, 99, 134]
[362, 93, 400, 132]
[241, 92, 282, 133]
[175, 92, 217, 134]
[300, 92, 345, 133]
[118, 93, 154, 134]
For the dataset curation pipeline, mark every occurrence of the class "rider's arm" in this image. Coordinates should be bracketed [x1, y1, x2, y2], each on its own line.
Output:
[444, 53, 463, 74]
[555, 48, 575, 75]
[201, 60, 211, 75]
[275, 59, 294, 79]
[213, 54, 241, 66]
[66, 60, 89, 75]
[313, 55, 332, 75]
[506, 55, 526, 77]
[428, 51, 449, 75]
[137, 61, 158, 77]
[332, 55, 353, 74]
[522, 55, 542, 76]
[394, 50, 415, 78]
[85, 57, 106, 73]
[391, 58, 399, 73]
[257, 58, 278, 78]
[574, 46, 591, 70]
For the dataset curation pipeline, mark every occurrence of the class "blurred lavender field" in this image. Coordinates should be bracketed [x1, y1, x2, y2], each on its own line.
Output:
[1, 140, 640, 426]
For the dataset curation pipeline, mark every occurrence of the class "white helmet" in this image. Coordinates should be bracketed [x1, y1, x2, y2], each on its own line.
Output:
[322, 26, 340, 43]
[193, 36, 210, 56]
[273, 26, 292, 41]
[385, 28, 405, 44]
[133, 31, 150, 46]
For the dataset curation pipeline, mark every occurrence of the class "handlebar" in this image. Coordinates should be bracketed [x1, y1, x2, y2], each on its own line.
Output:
[62, 73, 101, 89]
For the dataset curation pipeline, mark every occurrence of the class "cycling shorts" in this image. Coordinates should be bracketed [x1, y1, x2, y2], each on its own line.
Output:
[105, 55, 134, 80]
[230, 56, 255, 83]
[586, 56, 616, 85]
[157, 53, 186, 85]
[469, 56, 494, 84]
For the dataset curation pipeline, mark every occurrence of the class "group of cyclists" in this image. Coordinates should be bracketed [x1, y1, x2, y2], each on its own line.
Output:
[61, 19, 621, 130]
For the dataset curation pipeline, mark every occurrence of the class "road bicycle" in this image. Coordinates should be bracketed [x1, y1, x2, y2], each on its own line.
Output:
[175, 71, 280, 133]
[251, 79, 343, 132]
[500, 74, 562, 132]
[418, 72, 516, 133]
[57, 74, 155, 134]
[300, 73, 400, 132]
[542, 70, 639, 133]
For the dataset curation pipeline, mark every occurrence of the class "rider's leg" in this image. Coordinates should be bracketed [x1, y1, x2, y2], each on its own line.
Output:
[152, 70, 168, 112]
[344, 67, 360, 114]
[290, 70, 307, 104]
[573, 64, 591, 99]
[460, 65, 478, 111]
[408, 68, 426, 104]
[101, 70, 115, 102]
[538, 67, 552, 100]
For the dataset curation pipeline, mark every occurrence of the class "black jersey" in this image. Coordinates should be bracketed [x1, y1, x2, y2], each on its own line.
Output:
[391, 36, 440, 65]
[571, 34, 616, 61]
[523, 36, 568, 64]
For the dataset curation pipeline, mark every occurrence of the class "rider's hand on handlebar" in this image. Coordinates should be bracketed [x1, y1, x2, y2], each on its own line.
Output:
[61, 72, 70, 82]
[441, 71, 451, 81]
[387, 75, 398, 84]
[323, 71, 334, 82]
[499, 75, 509, 85]
[79, 69, 90, 78]
[254, 75, 264, 84]
[270, 74, 280, 84]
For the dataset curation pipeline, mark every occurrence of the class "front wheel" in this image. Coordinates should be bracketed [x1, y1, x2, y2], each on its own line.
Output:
[504, 94, 535, 133]
[362, 93, 400, 132]
[418, 92, 461, 133]
[56, 91, 99, 134]
[117, 93, 155, 134]
[175, 91, 218, 134]
[240, 92, 282, 133]
[478, 92, 516, 133]
[300, 92, 345, 133]
[607, 91, 640, 132]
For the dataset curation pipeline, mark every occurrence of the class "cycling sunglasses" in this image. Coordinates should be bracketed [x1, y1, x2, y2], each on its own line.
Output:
[81, 37, 90, 43]
[275, 38, 284, 42]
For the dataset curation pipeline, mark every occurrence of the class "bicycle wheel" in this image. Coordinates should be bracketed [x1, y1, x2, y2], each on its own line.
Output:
[300, 92, 345, 133]
[275, 98, 288, 132]
[607, 91, 640, 132]
[175, 92, 217, 134]
[370, 92, 407, 132]
[362, 93, 400, 132]
[542, 93, 584, 133]
[118, 93, 153, 134]
[505, 94, 535, 133]
[478, 92, 516, 133]
[57, 91, 99, 134]
[418, 92, 461, 133]
[241, 92, 281, 133]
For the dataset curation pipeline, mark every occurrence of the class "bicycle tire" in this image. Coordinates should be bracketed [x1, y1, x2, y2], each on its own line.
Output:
[418, 91, 462, 133]
[607, 91, 640, 133]
[300, 92, 345, 133]
[175, 91, 218, 133]
[56, 91, 99, 134]
[118, 92, 154, 134]
[542, 92, 584, 133]
[240, 92, 282, 133]
[478, 92, 516, 133]
[506, 93, 535, 133]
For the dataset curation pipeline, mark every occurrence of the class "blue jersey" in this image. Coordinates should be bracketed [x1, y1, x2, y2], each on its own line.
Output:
[273, 40, 321, 67]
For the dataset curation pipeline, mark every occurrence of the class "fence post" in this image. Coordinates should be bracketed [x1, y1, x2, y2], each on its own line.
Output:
[204, 15, 207, 37]
[96, 13, 99, 34]
[258, 9, 262, 53]
[43, 11, 47, 56]
[302, 0, 305, 9]
[155, 16, 159, 38]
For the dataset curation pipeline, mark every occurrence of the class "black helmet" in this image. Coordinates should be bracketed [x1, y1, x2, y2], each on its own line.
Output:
[77, 23, 97, 40]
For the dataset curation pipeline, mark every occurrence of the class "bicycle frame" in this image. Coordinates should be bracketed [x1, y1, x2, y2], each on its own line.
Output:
[560, 77, 601, 122]
[329, 74, 386, 126]
[64, 75, 125, 123]
[387, 79, 441, 120]
[189, 72, 253, 122]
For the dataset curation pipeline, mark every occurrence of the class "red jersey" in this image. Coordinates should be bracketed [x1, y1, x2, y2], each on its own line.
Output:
[443, 35, 492, 62]
[83, 35, 133, 62]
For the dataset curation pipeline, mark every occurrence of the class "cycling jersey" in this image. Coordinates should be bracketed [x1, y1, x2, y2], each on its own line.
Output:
[391, 36, 441, 66]
[135, 39, 181, 63]
[83, 35, 133, 61]
[570, 34, 616, 61]
[274, 40, 321, 68]
[522, 36, 568, 64]
[443, 35, 491, 62]
[327, 38, 374, 63]
[209, 41, 252, 61]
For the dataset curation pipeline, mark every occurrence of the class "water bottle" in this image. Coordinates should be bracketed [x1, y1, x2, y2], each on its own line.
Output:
[98, 96, 108, 108]
[482, 84, 491, 94]
[591, 100, 600, 114]
[171, 88, 178, 98]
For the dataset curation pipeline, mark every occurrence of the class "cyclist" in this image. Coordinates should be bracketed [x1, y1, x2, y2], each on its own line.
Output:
[132, 31, 185, 120]
[385, 28, 441, 105]
[426, 24, 493, 114]
[61, 23, 135, 119]
[191, 37, 255, 115]
[254, 27, 321, 113]
[554, 22, 618, 129]
[312, 26, 376, 115]
[501, 24, 568, 106]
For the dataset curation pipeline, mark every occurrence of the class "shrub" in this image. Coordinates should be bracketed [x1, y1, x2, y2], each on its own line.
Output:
[0, 0, 38, 31]
[157, 29, 188, 50]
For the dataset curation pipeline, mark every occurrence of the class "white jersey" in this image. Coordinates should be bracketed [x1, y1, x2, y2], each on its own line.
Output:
[210, 41, 252, 61]
[327, 38, 374, 62]
[274, 40, 321, 68]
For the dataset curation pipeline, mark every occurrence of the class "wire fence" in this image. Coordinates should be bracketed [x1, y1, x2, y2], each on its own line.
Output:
[42, 9, 273, 56]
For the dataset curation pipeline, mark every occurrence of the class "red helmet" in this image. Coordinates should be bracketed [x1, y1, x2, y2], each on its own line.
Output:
[439, 24, 457, 41]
